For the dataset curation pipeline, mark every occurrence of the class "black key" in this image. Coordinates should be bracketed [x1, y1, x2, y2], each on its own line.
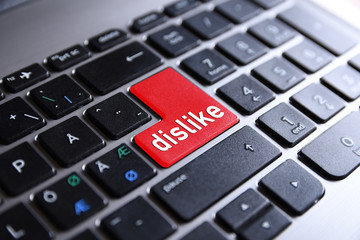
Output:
[252, 57, 305, 92]
[300, 112, 360, 179]
[251, 0, 284, 9]
[70, 230, 99, 240]
[75, 41, 162, 95]
[257, 103, 316, 147]
[217, 189, 270, 232]
[183, 11, 232, 40]
[38, 116, 104, 167]
[279, 3, 358, 56]
[321, 65, 360, 101]
[249, 19, 296, 48]
[284, 40, 333, 73]
[88, 29, 128, 52]
[30, 75, 92, 119]
[0, 97, 45, 145]
[86, 144, 156, 197]
[238, 206, 290, 240]
[0, 203, 53, 240]
[349, 53, 360, 71]
[164, 0, 200, 17]
[102, 197, 176, 240]
[46, 45, 91, 71]
[132, 11, 167, 33]
[216, 0, 263, 24]
[0, 90, 4, 100]
[216, 33, 268, 65]
[148, 25, 200, 57]
[34, 173, 106, 230]
[0, 142, 55, 196]
[181, 49, 236, 84]
[217, 74, 275, 114]
[2, 63, 49, 93]
[290, 83, 345, 123]
[86, 93, 150, 139]
[151, 126, 281, 221]
[260, 159, 324, 215]
[181, 222, 227, 240]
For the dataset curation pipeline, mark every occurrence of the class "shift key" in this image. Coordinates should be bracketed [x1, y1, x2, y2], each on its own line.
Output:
[151, 126, 281, 221]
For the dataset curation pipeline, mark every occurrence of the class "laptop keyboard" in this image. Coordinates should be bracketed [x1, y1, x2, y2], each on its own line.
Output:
[1, 0, 360, 239]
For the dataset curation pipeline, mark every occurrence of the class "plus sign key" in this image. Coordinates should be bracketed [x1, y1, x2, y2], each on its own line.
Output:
[130, 68, 239, 167]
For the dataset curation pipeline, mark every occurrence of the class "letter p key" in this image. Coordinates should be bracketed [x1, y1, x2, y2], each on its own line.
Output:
[12, 159, 25, 173]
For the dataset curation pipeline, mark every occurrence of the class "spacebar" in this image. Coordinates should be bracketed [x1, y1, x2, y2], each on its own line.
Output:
[151, 126, 281, 221]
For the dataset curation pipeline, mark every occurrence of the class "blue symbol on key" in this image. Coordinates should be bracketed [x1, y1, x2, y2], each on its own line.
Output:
[74, 199, 91, 216]
[125, 170, 138, 182]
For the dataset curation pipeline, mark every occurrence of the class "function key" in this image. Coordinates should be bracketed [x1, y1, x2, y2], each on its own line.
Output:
[30, 75, 92, 119]
[102, 197, 176, 240]
[38, 116, 104, 167]
[88, 29, 127, 52]
[148, 25, 200, 57]
[251, 0, 284, 9]
[257, 103, 316, 147]
[2, 63, 49, 93]
[181, 49, 236, 84]
[183, 11, 232, 40]
[180, 222, 227, 240]
[249, 19, 297, 48]
[0, 97, 45, 145]
[321, 65, 360, 101]
[216, 0, 263, 24]
[216, 33, 268, 65]
[34, 173, 107, 230]
[290, 83, 345, 123]
[164, 0, 200, 17]
[0, 203, 53, 240]
[0, 142, 55, 196]
[132, 11, 167, 33]
[284, 40, 333, 73]
[46, 44, 90, 71]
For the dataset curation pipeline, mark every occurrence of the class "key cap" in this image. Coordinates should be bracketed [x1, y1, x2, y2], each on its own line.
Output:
[249, 19, 297, 48]
[164, 0, 200, 17]
[148, 25, 200, 57]
[181, 49, 236, 84]
[0, 97, 45, 144]
[257, 103, 316, 147]
[132, 11, 167, 33]
[86, 144, 156, 197]
[216, 0, 263, 24]
[217, 74, 275, 114]
[102, 196, 176, 240]
[251, 0, 284, 9]
[252, 57, 305, 93]
[0, 203, 53, 240]
[46, 45, 91, 71]
[349, 53, 360, 71]
[284, 40, 333, 73]
[279, 3, 358, 56]
[290, 83, 345, 123]
[238, 206, 290, 240]
[183, 11, 232, 40]
[88, 29, 127, 52]
[260, 159, 324, 215]
[180, 222, 227, 240]
[151, 126, 281, 220]
[216, 33, 268, 65]
[300, 112, 360, 179]
[321, 65, 360, 101]
[217, 189, 270, 232]
[0, 142, 55, 196]
[130, 68, 238, 167]
[30, 75, 92, 119]
[34, 173, 107, 230]
[38, 116, 104, 167]
[75, 41, 161, 95]
[2, 63, 49, 93]
[86, 93, 150, 139]
[70, 230, 99, 240]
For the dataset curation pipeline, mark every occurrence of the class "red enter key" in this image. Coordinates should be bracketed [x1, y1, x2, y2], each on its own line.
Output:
[130, 68, 238, 167]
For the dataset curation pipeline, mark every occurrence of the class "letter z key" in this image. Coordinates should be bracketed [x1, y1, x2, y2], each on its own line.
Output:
[130, 68, 238, 167]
